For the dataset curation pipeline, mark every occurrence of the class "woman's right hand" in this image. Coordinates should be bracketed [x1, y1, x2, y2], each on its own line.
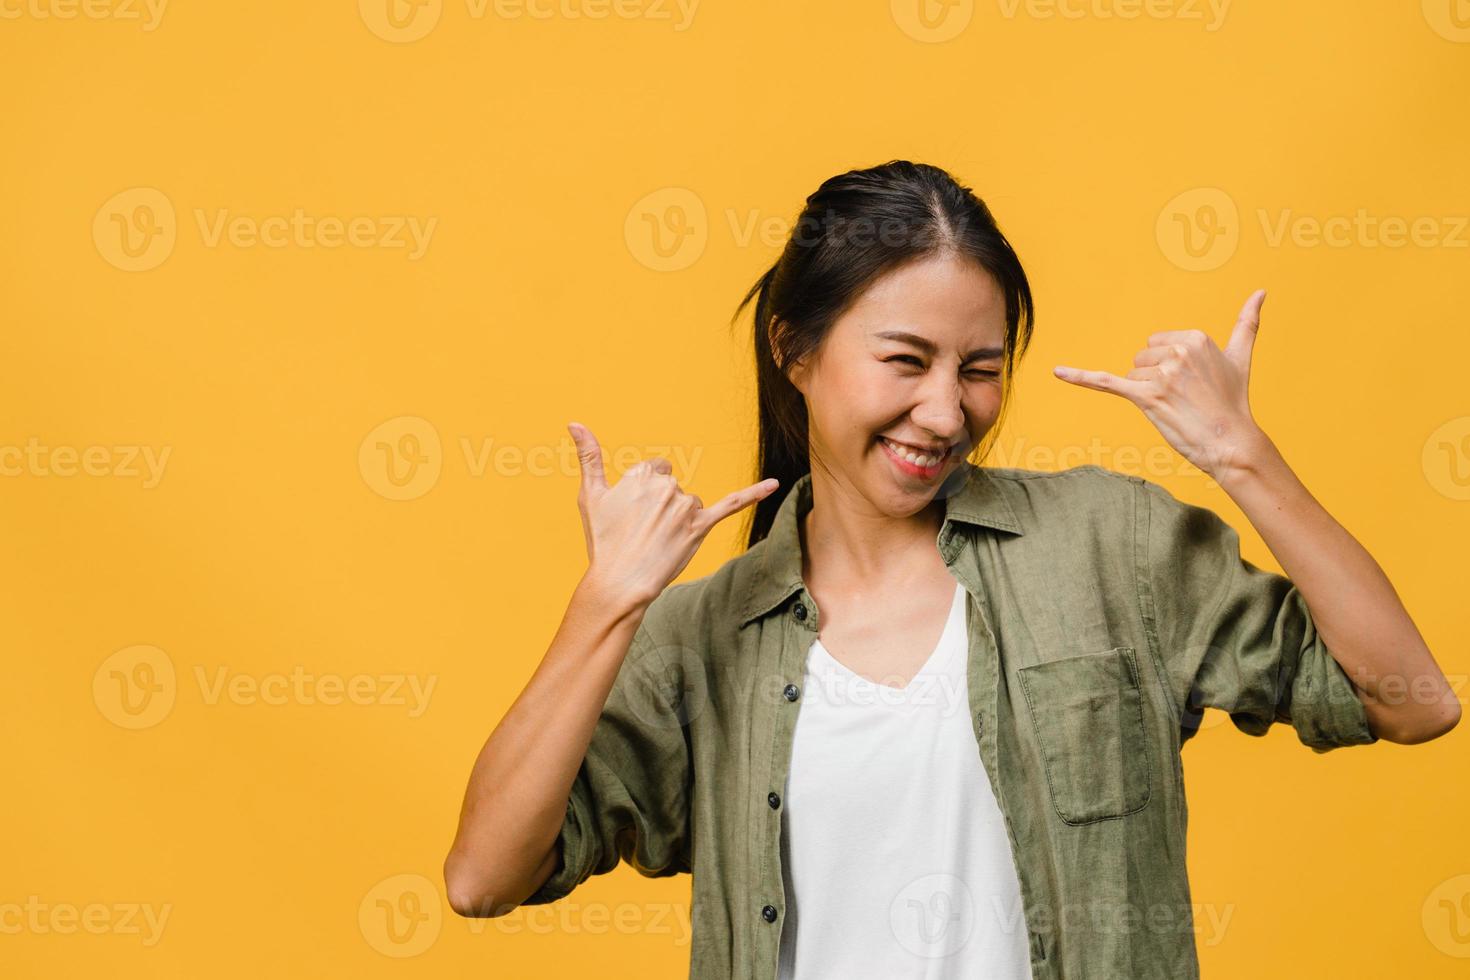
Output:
[568, 422, 779, 610]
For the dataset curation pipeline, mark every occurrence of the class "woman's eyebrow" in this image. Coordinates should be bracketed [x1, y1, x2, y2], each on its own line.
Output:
[874, 330, 1004, 363]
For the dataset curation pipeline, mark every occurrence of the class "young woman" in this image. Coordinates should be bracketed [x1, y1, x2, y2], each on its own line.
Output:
[442, 160, 1458, 979]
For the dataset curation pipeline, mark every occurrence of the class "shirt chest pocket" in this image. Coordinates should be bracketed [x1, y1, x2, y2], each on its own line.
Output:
[1017, 646, 1153, 825]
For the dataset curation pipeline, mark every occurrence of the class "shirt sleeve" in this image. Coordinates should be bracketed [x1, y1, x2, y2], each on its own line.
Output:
[520, 605, 694, 906]
[1138, 477, 1379, 754]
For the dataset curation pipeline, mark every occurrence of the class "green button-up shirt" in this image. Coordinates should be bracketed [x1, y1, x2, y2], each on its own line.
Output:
[522, 461, 1378, 979]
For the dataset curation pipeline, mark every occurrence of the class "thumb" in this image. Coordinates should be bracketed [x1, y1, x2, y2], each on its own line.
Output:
[568, 422, 608, 496]
[1224, 288, 1265, 372]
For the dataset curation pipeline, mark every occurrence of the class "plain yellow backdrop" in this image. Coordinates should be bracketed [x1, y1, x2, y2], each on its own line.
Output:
[2, 1, 1468, 977]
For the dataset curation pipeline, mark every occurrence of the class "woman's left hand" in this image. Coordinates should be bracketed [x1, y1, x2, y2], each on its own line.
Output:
[1052, 289, 1272, 482]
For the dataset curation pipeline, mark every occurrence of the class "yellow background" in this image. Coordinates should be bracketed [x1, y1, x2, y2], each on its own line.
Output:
[3, 0, 1468, 976]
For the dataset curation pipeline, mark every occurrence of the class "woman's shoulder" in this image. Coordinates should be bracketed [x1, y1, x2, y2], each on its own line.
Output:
[978, 462, 1232, 545]
[970, 462, 1145, 529]
[981, 461, 1142, 487]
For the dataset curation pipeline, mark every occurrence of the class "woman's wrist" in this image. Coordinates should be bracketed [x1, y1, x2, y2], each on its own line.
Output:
[574, 567, 655, 624]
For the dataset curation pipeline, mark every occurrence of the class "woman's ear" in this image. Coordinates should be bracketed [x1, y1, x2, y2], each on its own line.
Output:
[785, 351, 810, 394]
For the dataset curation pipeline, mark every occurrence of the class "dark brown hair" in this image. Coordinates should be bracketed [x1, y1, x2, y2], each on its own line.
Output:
[730, 159, 1035, 548]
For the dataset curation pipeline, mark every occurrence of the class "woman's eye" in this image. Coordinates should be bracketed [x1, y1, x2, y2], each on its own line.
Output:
[885, 356, 997, 379]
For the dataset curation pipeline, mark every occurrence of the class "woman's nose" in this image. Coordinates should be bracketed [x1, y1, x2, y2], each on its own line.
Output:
[911, 378, 965, 438]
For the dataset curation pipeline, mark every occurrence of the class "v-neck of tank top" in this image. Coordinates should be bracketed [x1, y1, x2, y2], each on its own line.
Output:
[805, 580, 967, 707]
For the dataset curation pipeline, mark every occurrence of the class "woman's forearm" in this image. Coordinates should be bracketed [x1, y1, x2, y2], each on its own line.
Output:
[443, 572, 650, 917]
[1215, 429, 1460, 743]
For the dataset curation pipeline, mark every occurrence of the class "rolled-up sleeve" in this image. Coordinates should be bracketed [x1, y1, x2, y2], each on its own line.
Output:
[521, 606, 694, 905]
[1139, 478, 1379, 754]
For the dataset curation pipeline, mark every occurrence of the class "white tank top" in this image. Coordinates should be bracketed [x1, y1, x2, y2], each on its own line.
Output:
[776, 581, 1034, 979]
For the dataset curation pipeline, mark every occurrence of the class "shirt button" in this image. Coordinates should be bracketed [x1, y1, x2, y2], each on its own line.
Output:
[792, 602, 807, 621]
[783, 684, 800, 702]
[768, 791, 781, 809]
[762, 904, 778, 923]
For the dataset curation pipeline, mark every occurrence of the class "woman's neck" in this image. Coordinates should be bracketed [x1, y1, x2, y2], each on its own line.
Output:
[799, 469, 946, 589]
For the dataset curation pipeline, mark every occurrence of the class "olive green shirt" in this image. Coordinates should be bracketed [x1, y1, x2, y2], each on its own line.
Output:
[522, 461, 1378, 979]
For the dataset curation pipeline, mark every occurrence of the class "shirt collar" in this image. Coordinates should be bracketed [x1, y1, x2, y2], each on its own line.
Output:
[736, 460, 1025, 627]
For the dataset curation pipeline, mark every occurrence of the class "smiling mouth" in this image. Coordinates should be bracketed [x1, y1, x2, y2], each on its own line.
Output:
[878, 436, 957, 474]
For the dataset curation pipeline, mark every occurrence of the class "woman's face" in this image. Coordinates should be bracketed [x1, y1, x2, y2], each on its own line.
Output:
[786, 250, 1008, 514]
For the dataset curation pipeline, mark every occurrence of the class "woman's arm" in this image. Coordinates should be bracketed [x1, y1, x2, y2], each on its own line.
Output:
[1212, 430, 1459, 744]
[442, 572, 649, 917]
[443, 423, 778, 916]
[1054, 289, 1459, 744]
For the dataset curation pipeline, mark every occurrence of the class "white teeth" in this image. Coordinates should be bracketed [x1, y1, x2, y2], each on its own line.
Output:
[882, 437, 947, 468]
